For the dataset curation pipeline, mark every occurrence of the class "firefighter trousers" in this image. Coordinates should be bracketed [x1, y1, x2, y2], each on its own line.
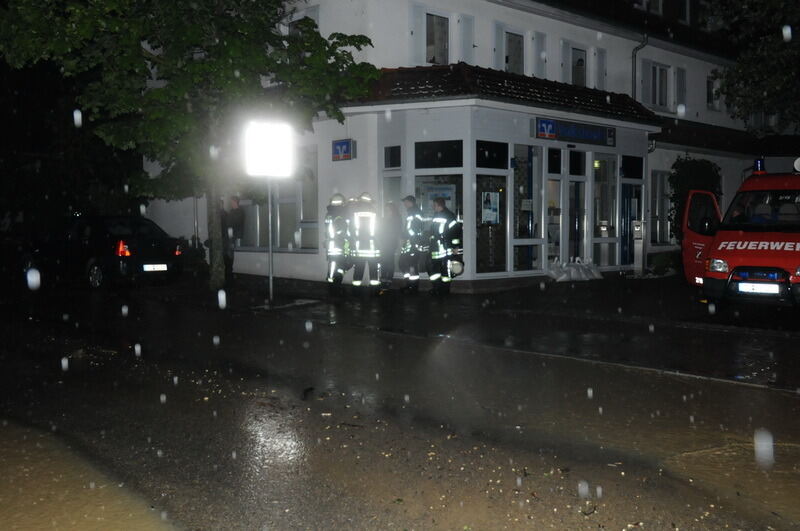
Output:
[352, 258, 381, 287]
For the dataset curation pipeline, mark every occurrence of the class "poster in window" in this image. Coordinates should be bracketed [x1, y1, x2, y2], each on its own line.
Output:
[481, 192, 500, 224]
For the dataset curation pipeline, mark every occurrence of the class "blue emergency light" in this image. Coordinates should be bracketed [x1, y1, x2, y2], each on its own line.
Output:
[753, 158, 766, 174]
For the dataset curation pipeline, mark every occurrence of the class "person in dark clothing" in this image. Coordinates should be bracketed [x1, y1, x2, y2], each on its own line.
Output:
[428, 197, 463, 295]
[378, 202, 402, 292]
[399, 195, 428, 292]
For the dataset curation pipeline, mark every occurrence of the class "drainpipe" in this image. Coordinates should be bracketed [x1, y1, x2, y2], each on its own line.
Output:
[631, 34, 648, 100]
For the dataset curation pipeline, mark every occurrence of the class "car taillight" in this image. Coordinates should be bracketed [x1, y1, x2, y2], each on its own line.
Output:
[175, 244, 182, 256]
[116, 239, 131, 257]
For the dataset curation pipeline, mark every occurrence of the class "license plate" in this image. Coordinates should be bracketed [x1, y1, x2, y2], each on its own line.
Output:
[143, 264, 168, 272]
[738, 282, 779, 294]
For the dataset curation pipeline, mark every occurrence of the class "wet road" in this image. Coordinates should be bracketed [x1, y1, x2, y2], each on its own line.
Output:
[1, 276, 800, 528]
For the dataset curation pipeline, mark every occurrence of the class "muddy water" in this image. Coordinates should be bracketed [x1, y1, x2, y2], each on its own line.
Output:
[0, 421, 172, 530]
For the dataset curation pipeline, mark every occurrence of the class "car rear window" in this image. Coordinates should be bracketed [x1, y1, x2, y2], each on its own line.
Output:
[105, 217, 167, 238]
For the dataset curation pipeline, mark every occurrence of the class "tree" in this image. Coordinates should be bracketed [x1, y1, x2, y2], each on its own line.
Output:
[706, 0, 800, 133]
[668, 156, 722, 242]
[0, 0, 379, 289]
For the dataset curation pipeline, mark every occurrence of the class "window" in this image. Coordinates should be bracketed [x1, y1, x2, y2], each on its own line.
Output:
[426, 13, 449, 64]
[706, 76, 720, 110]
[415, 174, 463, 218]
[571, 47, 586, 87]
[593, 155, 617, 237]
[594, 48, 607, 90]
[415, 140, 463, 169]
[678, 0, 690, 24]
[513, 145, 542, 240]
[505, 31, 524, 75]
[384, 146, 401, 169]
[476, 141, 508, 169]
[642, 60, 670, 109]
[621, 156, 644, 179]
[547, 148, 561, 174]
[634, 0, 662, 15]
[533, 32, 547, 79]
[675, 67, 687, 109]
[569, 150, 585, 176]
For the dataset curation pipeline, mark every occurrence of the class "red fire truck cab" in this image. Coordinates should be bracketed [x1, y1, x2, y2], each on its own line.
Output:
[682, 158, 800, 305]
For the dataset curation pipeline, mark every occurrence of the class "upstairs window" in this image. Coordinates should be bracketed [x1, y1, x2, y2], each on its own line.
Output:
[505, 31, 524, 75]
[678, 0, 690, 24]
[426, 13, 449, 64]
[634, 0, 662, 15]
[706, 77, 720, 110]
[642, 60, 670, 109]
[571, 47, 586, 87]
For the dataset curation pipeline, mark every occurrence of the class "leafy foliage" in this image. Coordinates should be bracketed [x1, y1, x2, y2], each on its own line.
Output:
[668, 156, 722, 241]
[706, 0, 800, 133]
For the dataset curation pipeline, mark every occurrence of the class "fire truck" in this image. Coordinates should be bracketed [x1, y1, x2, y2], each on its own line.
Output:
[682, 158, 800, 305]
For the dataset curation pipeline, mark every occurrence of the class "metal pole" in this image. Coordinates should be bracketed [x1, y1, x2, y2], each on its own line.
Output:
[267, 180, 274, 303]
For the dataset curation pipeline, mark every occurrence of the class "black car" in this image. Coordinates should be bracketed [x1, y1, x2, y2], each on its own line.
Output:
[29, 215, 183, 289]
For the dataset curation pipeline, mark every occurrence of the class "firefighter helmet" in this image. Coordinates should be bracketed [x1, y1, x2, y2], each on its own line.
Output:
[329, 193, 345, 206]
[359, 192, 373, 203]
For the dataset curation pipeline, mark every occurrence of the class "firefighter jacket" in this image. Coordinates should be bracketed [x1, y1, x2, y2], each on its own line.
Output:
[401, 205, 428, 256]
[349, 201, 380, 259]
[324, 204, 348, 259]
[430, 207, 463, 261]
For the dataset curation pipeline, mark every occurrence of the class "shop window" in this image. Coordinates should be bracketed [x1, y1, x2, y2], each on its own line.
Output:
[505, 31, 524, 75]
[477, 174, 507, 273]
[415, 140, 463, 169]
[414, 174, 462, 218]
[426, 13, 449, 64]
[571, 47, 586, 87]
[568, 150, 585, 176]
[547, 148, 561, 174]
[476, 140, 508, 169]
[593, 155, 617, 237]
[514, 245, 542, 271]
[650, 170, 672, 244]
[384, 145, 401, 169]
[513, 145, 542, 239]
[621, 156, 643, 179]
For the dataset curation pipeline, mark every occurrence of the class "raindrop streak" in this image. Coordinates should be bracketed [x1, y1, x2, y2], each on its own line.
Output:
[232, 450, 237, 459]
[218, 289, 227, 310]
[648, 324, 655, 333]
[404, 394, 410, 404]
[677, 103, 686, 118]
[783, 25, 793, 42]
[578, 480, 590, 499]
[134, 343, 142, 357]
[160, 394, 167, 404]
[708, 302, 716, 315]
[173, 376, 179, 386]
[121, 305, 129, 317]
[212, 335, 220, 346]
[139, 204, 147, 216]
[209, 145, 220, 160]
[754, 428, 775, 469]
[26, 268, 41, 291]
[596, 485, 603, 498]
[73, 109, 83, 128]
[305, 320, 313, 333]
[60, 357, 69, 371]
[123, 184, 129, 194]
[586, 387, 593, 399]
[375, 373, 380, 381]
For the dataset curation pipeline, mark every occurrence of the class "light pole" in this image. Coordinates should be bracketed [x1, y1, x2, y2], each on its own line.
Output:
[243, 120, 295, 304]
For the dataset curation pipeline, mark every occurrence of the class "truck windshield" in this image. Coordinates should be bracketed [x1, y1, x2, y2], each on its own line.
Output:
[721, 190, 800, 231]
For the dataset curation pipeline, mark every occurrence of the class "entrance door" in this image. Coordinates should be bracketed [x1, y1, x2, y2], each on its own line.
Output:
[476, 174, 507, 273]
[546, 179, 561, 262]
[620, 184, 643, 265]
[567, 180, 586, 260]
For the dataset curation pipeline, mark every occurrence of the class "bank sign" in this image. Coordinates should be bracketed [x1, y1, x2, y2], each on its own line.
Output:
[535, 118, 616, 147]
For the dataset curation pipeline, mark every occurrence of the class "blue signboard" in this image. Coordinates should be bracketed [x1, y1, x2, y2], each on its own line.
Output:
[534, 118, 616, 147]
[332, 139, 356, 161]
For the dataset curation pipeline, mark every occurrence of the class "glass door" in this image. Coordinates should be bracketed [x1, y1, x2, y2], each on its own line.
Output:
[567, 180, 586, 260]
[546, 178, 562, 263]
[620, 183, 643, 265]
[476, 174, 507, 273]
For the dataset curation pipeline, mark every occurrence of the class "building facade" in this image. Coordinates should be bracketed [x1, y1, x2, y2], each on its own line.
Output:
[147, 0, 798, 288]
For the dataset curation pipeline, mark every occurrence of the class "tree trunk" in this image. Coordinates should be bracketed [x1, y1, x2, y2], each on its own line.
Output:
[206, 179, 226, 291]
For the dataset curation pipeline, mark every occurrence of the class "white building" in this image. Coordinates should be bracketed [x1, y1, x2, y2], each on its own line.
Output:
[147, 0, 798, 290]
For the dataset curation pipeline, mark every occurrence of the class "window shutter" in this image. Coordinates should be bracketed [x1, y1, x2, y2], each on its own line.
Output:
[640, 58, 652, 103]
[533, 32, 546, 78]
[410, 4, 425, 65]
[560, 39, 571, 83]
[494, 22, 504, 70]
[460, 14, 474, 64]
[595, 47, 606, 90]
[676, 67, 686, 106]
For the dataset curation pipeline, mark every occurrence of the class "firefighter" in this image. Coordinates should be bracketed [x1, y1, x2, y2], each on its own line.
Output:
[428, 197, 463, 295]
[349, 192, 381, 291]
[324, 193, 348, 291]
[399, 195, 428, 292]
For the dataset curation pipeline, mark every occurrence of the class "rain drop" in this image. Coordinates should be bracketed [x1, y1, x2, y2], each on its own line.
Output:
[586, 387, 593, 399]
[160, 393, 167, 404]
[404, 394, 410, 403]
[139, 204, 147, 216]
[212, 335, 220, 346]
[605, 95, 611, 104]
[598, 406, 603, 415]
[648, 324, 655, 333]
[62, 313, 69, 322]
[121, 304, 129, 317]
[384, 109, 392, 121]
[754, 428, 774, 469]
[123, 184, 129, 193]
[173, 376, 179, 386]
[61, 357, 69, 371]
[708, 302, 716, 315]
[234, 69, 240, 78]
[217, 289, 227, 309]
[578, 480, 590, 499]
[161, 511, 168, 521]
[209, 145, 220, 160]
[689, 415, 694, 424]
[596, 485, 603, 498]
[305, 320, 313, 333]
[375, 373, 380, 381]
[157, 449, 163, 458]
[539, 50, 547, 61]
[134, 343, 142, 357]
[782, 25, 792, 43]
[677, 103, 686, 118]
[232, 450, 237, 459]
[26, 268, 41, 291]
[89, 481, 95, 489]
[73, 109, 83, 128]
[539, 282, 546, 291]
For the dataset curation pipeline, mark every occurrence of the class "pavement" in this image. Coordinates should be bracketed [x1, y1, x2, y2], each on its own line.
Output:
[1, 272, 799, 529]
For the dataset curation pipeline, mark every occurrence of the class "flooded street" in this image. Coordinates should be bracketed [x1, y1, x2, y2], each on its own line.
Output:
[1, 276, 799, 528]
